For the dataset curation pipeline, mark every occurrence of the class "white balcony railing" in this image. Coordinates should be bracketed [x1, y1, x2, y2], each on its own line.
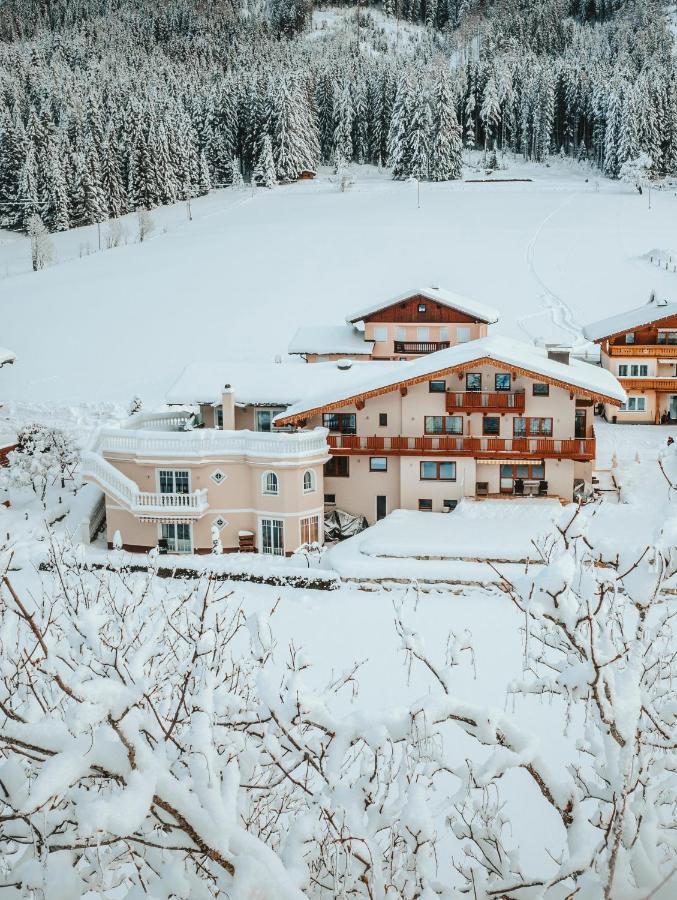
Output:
[91, 426, 329, 460]
[81, 451, 209, 520]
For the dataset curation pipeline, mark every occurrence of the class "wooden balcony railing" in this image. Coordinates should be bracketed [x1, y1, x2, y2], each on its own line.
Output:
[619, 377, 677, 392]
[607, 344, 677, 357]
[393, 341, 451, 354]
[446, 391, 526, 412]
[327, 434, 596, 461]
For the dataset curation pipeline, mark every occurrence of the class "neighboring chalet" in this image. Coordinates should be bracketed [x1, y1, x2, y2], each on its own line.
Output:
[584, 296, 677, 424]
[289, 287, 499, 362]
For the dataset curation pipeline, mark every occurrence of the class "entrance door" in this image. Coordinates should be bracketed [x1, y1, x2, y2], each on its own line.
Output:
[575, 409, 586, 439]
[376, 496, 387, 521]
[261, 518, 284, 555]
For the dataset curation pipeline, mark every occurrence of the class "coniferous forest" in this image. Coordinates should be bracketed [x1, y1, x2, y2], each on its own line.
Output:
[0, 0, 674, 233]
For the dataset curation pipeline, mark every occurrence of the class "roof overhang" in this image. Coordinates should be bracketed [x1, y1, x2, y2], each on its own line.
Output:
[275, 356, 625, 425]
[346, 288, 499, 325]
[586, 308, 677, 343]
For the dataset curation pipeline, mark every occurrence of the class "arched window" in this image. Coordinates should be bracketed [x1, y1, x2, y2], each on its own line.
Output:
[303, 470, 315, 493]
[262, 471, 278, 496]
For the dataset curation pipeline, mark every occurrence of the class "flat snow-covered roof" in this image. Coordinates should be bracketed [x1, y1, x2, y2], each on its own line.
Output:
[0, 347, 16, 368]
[166, 359, 401, 407]
[346, 286, 500, 325]
[583, 298, 677, 341]
[275, 335, 626, 423]
[288, 324, 373, 356]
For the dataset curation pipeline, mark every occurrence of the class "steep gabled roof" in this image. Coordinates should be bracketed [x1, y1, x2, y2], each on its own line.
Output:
[346, 286, 500, 325]
[0, 348, 16, 368]
[274, 336, 626, 424]
[288, 325, 374, 356]
[583, 298, 677, 342]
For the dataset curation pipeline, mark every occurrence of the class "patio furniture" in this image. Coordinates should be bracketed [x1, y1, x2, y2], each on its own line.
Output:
[538, 480, 548, 496]
[476, 482, 489, 497]
[514, 478, 524, 496]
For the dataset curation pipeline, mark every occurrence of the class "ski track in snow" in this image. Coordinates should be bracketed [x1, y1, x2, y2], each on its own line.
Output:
[519, 192, 586, 348]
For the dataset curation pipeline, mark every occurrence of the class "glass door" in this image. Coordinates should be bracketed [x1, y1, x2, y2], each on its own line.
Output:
[261, 518, 284, 555]
[575, 409, 586, 439]
[160, 523, 192, 553]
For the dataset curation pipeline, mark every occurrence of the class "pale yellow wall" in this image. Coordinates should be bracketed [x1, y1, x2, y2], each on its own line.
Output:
[363, 322, 487, 359]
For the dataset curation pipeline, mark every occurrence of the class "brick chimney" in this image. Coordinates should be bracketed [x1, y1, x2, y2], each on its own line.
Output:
[221, 384, 235, 430]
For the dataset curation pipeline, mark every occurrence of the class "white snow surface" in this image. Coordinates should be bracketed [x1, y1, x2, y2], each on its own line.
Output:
[288, 324, 373, 355]
[3, 158, 677, 406]
[346, 284, 500, 324]
[276, 334, 627, 422]
[165, 358, 400, 406]
[583, 295, 677, 341]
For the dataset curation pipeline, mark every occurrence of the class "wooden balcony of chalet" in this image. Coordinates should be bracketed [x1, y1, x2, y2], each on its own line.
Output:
[606, 343, 677, 358]
[326, 434, 596, 461]
[393, 340, 451, 354]
[446, 390, 526, 413]
[618, 377, 677, 392]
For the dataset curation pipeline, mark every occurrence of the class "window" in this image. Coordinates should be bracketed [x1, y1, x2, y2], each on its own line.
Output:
[379, 413, 388, 426]
[262, 471, 278, 495]
[618, 365, 628, 377]
[160, 523, 192, 553]
[625, 332, 635, 344]
[370, 457, 387, 472]
[300, 515, 319, 546]
[424, 415, 463, 434]
[420, 461, 456, 481]
[324, 493, 336, 504]
[658, 331, 677, 344]
[457, 327, 471, 343]
[417, 327, 430, 342]
[395, 326, 406, 341]
[324, 456, 349, 477]
[210, 469, 226, 485]
[429, 380, 446, 393]
[483, 416, 500, 435]
[373, 326, 388, 342]
[261, 518, 284, 555]
[466, 373, 482, 391]
[621, 396, 647, 411]
[215, 407, 224, 428]
[513, 417, 553, 436]
[418, 499, 433, 511]
[443, 499, 457, 511]
[629, 364, 648, 377]
[323, 413, 357, 434]
[439, 327, 449, 341]
[303, 470, 315, 493]
[255, 410, 273, 432]
[159, 470, 189, 494]
[495, 373, 511, 391]
[417, 303, 427, 313]
[499, 463, 545, 492]
[532, 382, 549, 396]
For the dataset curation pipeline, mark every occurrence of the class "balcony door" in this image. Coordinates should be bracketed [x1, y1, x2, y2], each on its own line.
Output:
[160, 523, 192, 553]
[575, 410, 586, 439]
[261, 518, 284, 555]
[159, 470, 189, 494]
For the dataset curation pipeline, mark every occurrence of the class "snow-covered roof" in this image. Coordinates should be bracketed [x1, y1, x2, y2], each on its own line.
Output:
[0, 347, 16, 368]
[166, 359, 401, 407]
[583, 298, 677, 341]
[288, 325, 374, 356]
[346, 286, 500, 325]
[275, 335, 626, 423]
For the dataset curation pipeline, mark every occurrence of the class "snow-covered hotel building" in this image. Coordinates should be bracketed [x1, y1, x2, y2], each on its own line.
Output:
[584, 296, 677, 424]
[83, 288, 625, 554]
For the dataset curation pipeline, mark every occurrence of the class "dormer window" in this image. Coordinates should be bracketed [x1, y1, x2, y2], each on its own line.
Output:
[625, 332, 635, 344]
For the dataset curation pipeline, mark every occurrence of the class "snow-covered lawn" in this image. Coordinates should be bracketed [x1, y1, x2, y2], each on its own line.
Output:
[3, 158, 677, 406]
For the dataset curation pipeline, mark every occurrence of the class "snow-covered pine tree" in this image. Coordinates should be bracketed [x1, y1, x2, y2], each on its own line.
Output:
[253, 134, 277, 187]
[429, 72, 463, 181]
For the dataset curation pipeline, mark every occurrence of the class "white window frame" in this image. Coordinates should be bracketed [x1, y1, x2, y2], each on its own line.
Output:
[439, 326, 449, 341]
[416, 327, 430, 342]
[622, 396, 647, 412]
[157, 469, 191, 494]
[262, 471, 279, 495]
[618, 364, 628, 377]
[395, 326, 406, 341]
[457, 326, 471, 343]
[260, 518, 284, 556]
[373, 326, 388, 342]
[255, 409, 276, 432]
[158, 523, 192, 553]
[215, 407, 224, 429]
[302, 469, 316, 493]
[300, 514, 320, 547]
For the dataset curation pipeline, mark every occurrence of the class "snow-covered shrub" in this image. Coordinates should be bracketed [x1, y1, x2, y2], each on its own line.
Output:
[2, 424, 78, 503]
[26, 213, 54, 271]
[136, 208, 155, 243]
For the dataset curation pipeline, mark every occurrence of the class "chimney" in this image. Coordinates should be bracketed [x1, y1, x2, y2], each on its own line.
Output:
[221, 384, 235, 430]
[547, 346, 571, 366]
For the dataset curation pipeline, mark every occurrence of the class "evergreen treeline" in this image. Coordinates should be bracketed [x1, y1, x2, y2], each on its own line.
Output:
[0, 0, 673, 233]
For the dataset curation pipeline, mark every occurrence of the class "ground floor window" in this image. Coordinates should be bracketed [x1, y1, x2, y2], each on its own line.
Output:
[160, 523, 192, 553]
[418, 499, 433, 511]
[300, 515, 320, 546]
[261, 518, 284, 555]
[420, 461, 456, 481]
[324, 456, 349, 477]
[620, 396, 646, 412]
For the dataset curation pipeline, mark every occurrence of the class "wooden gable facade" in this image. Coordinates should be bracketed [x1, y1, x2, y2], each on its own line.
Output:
[359, 293, 484, 325]
[600, 313, 677, 346]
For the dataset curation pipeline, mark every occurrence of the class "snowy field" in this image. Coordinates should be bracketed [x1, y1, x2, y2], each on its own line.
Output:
[3, 157, 677, 407]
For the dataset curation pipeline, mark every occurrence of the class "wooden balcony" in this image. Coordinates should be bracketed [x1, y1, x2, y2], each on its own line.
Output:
[394, 341, 450, 354]
[619, 377, 677, 392]
[446, 391, 525, 413]
[327, 434, 596, 461]
[607, 344, 677, 358]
